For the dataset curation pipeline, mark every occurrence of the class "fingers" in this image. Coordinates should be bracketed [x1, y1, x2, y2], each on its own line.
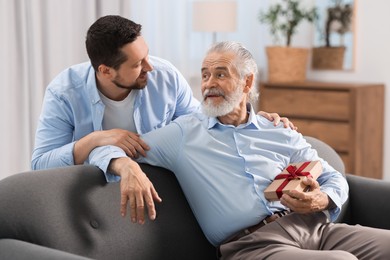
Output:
[280, 193, 309, 213]
[121, 189, 148, 224]
[129, 194, 138, 223]
[136, 192, 145, 224]
[120, 193, 129, 217]
[302, 176, 319, 190]
[145, 184, 162, 221]
[280, 181, 326, 213]
[285, 119, 298, 130]
[279, 117, 289, 128]
[124, 133, 150, 158]
[257, 111, 298, 130]
[120, 187, 138, 223]
[119, 174, 162, 225]
[263, 112, 282, 126]
[151, 184, 162, 203]
[123, 189, 161, 224]
[270, 113, 281, 126]
[100, 129, 150, 158]
[257, 110, 273, 121]
[279, 117, 298, 130]
[258, 111, 280, 126]
[290, 122, 298, 131]
[144, 193, 155, 222]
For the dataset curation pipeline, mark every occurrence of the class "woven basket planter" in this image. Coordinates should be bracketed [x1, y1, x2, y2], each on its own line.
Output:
[312, 46, 346, 70]
[266, 46, 309, 83]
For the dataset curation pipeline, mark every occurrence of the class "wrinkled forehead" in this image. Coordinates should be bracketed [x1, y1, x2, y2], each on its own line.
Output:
[201, 51, 237, 72]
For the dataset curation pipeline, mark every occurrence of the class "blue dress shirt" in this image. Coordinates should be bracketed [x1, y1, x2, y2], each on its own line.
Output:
[135, 105, 349, 246]
[32, 56, 200, 174]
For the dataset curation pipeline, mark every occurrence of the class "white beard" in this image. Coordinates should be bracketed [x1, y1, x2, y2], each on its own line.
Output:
[201, 86, 243, 117]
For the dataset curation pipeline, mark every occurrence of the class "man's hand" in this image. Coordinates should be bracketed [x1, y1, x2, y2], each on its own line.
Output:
[258, 111, 297, 130]
[95, 129, 150, 158]
[280, 177, 329, 213]
[74, 129, 149, 165]
[110, 157, 162, 224]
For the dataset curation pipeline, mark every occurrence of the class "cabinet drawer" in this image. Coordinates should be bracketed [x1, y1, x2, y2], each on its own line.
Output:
[294, 119, 350, 152]
[260, 88, 350, 121]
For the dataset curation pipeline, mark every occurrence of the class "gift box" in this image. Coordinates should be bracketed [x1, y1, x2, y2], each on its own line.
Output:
[264, 161, 322, 201]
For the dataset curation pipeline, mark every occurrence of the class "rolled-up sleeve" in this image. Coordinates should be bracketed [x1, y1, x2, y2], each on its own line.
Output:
[88, 145, 127, 183]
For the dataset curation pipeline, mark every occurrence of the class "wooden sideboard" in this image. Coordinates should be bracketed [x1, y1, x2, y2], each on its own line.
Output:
[259, 81, 384, 179]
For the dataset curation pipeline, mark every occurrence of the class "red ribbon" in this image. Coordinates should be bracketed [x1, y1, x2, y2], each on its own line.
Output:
[274, 161, 313, 199]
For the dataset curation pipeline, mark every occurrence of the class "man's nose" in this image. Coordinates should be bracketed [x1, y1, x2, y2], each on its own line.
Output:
[142, 59, 153, 72]
[204, 75, 218, 88]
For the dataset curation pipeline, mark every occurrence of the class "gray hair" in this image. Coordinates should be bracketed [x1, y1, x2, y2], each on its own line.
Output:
[206, 41, 259, 104]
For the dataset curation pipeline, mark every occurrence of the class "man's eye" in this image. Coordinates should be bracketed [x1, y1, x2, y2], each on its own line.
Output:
[202, 74, 209, 80]
[217, 73, 225, 78]
[133, 62, 142, 68]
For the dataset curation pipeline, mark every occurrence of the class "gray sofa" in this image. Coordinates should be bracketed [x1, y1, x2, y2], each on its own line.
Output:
[1, 137, 390, 260]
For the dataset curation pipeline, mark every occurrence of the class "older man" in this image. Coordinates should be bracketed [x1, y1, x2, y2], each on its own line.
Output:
[100, 42, 390, 259]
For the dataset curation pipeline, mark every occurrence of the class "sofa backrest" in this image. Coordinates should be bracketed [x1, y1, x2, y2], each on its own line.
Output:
[0, 164, 216, 260]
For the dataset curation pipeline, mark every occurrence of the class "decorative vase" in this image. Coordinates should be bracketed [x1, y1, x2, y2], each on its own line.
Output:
[311, 46, 346, 70]
[266, 46, 309, 83]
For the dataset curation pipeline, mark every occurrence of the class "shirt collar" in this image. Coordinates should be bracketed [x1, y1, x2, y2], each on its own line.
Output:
[207, 103, 261, 130]
[86, 63, 101, 105]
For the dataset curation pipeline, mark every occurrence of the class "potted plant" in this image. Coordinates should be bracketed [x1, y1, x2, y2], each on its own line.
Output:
[312, 0, 353, 70]
[259, 0, 317, 82]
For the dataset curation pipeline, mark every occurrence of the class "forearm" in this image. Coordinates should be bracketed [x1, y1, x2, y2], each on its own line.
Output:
[31, 142, 75, 170]
[73, 131, 102, 165]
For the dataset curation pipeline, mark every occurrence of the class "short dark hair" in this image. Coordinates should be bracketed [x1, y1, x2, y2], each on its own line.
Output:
[85, 15, 142, 71]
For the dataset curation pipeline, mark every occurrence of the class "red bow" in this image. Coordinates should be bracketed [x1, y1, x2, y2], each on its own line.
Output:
[274, 162, 313, 199]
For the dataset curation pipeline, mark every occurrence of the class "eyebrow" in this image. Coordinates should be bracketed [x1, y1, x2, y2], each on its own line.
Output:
[201, 66, 229, 72]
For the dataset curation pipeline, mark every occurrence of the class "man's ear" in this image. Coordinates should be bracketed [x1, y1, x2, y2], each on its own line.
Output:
[244, 74, 254, 93]
[97, 64, 113, 79]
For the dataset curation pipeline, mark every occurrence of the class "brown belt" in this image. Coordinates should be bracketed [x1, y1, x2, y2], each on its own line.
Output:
[225, 210, 290, 243]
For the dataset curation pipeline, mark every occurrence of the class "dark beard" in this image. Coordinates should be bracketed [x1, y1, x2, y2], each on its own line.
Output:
[112, 80, 145, 90]
[112, 71, 148, 90]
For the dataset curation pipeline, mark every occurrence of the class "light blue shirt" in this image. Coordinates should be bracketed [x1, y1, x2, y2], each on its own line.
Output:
[135, 105, 349, 246]
[32, 56, 200, 175]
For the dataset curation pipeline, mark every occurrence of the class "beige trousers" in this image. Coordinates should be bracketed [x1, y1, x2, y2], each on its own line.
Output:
[219, 212, 390, 260]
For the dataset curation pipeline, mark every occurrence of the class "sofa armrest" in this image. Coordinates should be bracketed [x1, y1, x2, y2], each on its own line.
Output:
[0, 239, 92, 260]
[341, 174, 390, 229]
